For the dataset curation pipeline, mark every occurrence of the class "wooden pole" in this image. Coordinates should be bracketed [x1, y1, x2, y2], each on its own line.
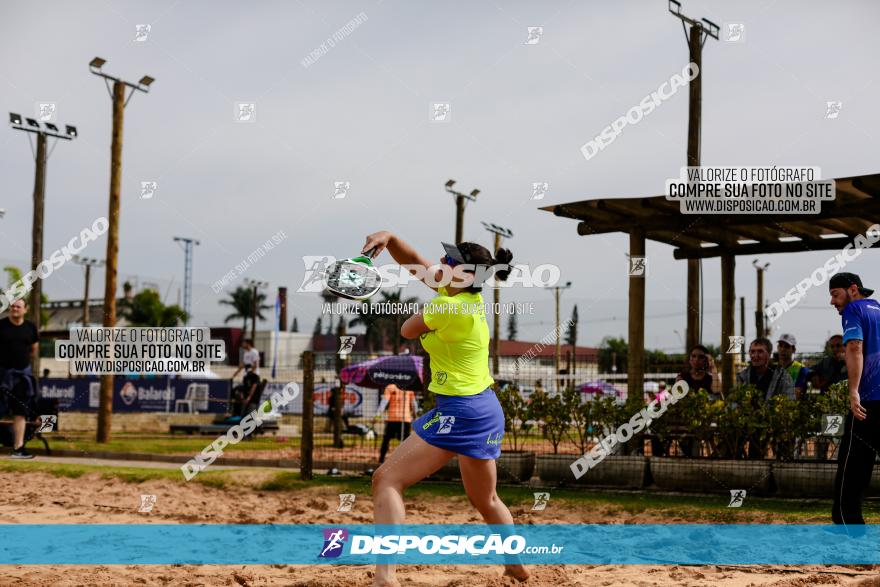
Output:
[30, 133, 47, 361]
[721, 254, 736, 397]
[300, 351, 314, 480]
[755, 267, 765, 339]
[492, 232, 501, 376]
[685, 23, 703, 352]
[82, 264, 92, 326]
[739, 296, 746, 362]
[455, 196, 464, 243]
[554, 287, 561, 388]
[628, 228, 646, 406]
[97, 80, 125, 444]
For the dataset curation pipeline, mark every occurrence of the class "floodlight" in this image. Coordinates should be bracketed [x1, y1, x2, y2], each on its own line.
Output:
[138, 75, 155, 88]
[45, 123, 59, 132]
[9, 113, 21, 125]
[89, 57, 106, 70]
[65, 125, 77, 137]
[25, 118, 40, 128]
[445, 179, 456, 188]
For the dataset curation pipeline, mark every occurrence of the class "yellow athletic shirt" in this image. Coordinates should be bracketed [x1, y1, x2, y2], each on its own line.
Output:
[419, 286, 494, 396]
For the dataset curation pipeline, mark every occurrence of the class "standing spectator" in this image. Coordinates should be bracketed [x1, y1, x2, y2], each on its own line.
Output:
[828, 273, 880, 525]
[373, 383, 417, 464]
[809, 335, 848, 392]
[231, 338, 260, 379]
[736, 338, 795, 459]
[776, 334, 810, 398]
[0, 299, 39, 459]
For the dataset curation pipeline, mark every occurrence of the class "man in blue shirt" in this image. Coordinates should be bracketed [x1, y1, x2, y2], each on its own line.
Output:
[829, 272, 880, 525]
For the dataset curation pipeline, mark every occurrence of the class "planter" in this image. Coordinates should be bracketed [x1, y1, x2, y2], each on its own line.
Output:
[537, 454, 647, 488]
[650, 458, 774, 495]
[496, 451, 536, 483]
[773, 462, 837, 497]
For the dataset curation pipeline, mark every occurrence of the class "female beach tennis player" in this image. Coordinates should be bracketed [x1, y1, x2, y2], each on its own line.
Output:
[361, 231, 528, 586]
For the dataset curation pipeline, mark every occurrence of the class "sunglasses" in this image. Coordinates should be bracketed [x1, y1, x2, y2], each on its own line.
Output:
[443, 254, 459, 267]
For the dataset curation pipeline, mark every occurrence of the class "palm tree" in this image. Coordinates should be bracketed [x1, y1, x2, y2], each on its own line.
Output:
[219, 286, 271, 334]
[376, 289, 420, 354]
[120, 289, 187, 326]
[348, 304, 384, 352]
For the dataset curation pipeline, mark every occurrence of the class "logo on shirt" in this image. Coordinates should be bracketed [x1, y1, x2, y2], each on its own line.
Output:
[437, 415, 455, 434]
[434, 371, 448, 385]
[319, 528, 348, 558]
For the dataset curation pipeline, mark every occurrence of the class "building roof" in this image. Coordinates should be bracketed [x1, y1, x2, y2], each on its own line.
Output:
[541, 172, 880, 259]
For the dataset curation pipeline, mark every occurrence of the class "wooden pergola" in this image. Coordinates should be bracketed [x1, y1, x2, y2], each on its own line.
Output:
[541, 172, 880, 396]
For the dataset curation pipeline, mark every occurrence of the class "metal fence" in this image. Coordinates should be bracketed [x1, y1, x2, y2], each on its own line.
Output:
[289, 349, 862, 490]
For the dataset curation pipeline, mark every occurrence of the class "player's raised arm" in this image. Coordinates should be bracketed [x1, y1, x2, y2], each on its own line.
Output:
[362, 231, 441, 292]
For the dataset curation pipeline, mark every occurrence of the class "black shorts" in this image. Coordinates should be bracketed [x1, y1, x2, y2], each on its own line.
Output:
[0, 379, 34, 418]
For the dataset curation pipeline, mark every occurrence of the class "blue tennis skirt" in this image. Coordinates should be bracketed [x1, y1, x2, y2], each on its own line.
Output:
[413, 387, 505, 460]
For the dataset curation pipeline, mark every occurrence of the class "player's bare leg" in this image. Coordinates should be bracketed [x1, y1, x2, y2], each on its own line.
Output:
[371, 434, 455, 587]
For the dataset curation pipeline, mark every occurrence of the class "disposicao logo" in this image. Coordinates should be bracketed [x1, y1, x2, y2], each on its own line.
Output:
[319, 528, 348, 558]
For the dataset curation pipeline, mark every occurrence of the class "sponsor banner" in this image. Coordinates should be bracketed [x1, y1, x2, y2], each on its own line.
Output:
[38, 378, 229, 413]
[256, 383, 375, 416]
[0, 525, 877, 565]
[39, 378, 96, 411]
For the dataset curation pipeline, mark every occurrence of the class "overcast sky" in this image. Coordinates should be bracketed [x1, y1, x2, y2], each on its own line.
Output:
[1, 0, 878, 353]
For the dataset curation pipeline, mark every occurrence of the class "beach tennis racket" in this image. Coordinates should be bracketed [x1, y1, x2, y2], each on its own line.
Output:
[323, 247, 381, 300]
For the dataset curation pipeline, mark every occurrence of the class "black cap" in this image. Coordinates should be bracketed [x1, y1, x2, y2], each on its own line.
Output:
[829, 272, 874, 297]
[441, 242, 470, 264]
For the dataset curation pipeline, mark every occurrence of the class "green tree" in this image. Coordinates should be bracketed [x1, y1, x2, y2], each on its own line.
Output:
[348, 305, 384, 352]
[507, 312, 518, 341]
[598, 336, 627, 372]
[376, 289, 420, 354]
[219, 286, 271, 333]
[565, 305, 578, 347]
[291, 316, 299, 332]
[120, 289, 187, 326]
[529, 388, 570, 454]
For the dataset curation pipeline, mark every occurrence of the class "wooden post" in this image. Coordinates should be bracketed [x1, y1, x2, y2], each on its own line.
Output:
[627, 228, 646, 406]
[755, 266, 765, 339]
[492, 232, 501, 376]
[721, 254, 736, 397]
[686, 261, 700, 349]
[30, 133, 47, 370]
[278, 286, 287, 331]
[684, 23, 703, 352]
[300, 351, 314, 480]
[97, 80, 125, 444]
[739, 296, 746, 363]
[455, 196, 464, 243]
[82, 264, 92, 326]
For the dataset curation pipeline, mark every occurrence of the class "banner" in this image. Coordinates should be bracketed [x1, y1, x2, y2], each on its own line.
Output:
[38, 378, 229, 413]
[0, 524, 877, 565]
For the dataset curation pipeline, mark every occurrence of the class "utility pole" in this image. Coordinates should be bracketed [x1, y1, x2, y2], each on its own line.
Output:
[545, 281, 572, 390]
[753, 260, 770, 339]
[481, 221, 513, 376]
[72, 256, 104, 326]
[739, 295, 746, 362]
[173, 236, 200, 323]
[89, 57, 155, 443]
[9, 113, 78, 371]
[668, 1, 718, 352]
[444, 180, 479, 243]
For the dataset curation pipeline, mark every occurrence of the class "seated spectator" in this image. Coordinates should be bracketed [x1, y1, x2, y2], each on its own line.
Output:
[231, 366, 261, 417]
[808, 334, 848, 392]
[775, 334, 809, 398]
[736, 338, 796, 400]
[676, 344, 716, 395]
